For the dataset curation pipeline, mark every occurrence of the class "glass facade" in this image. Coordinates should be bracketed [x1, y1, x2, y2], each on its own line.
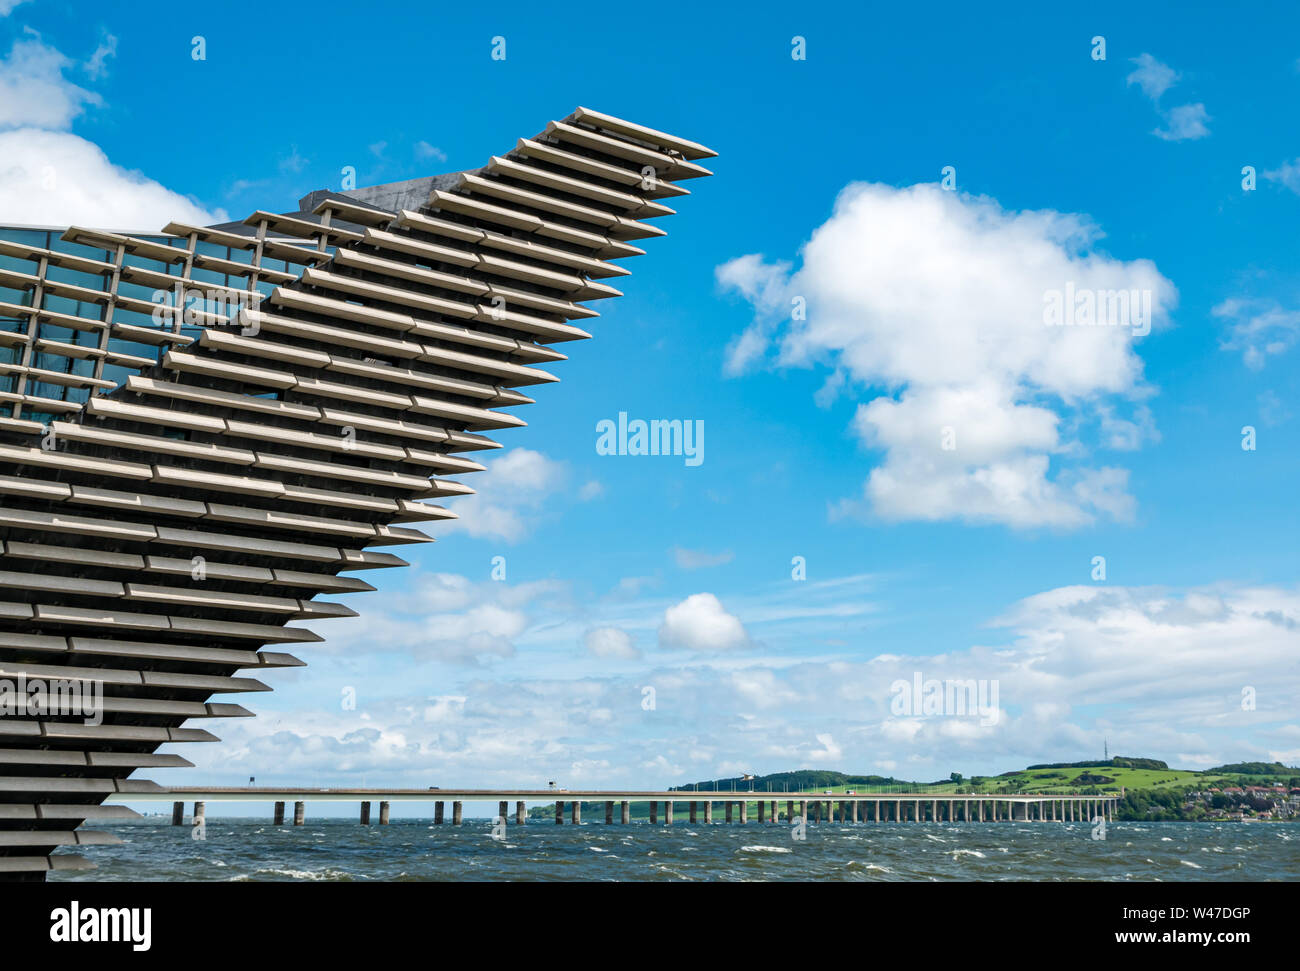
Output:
[0, 225, 331, 420]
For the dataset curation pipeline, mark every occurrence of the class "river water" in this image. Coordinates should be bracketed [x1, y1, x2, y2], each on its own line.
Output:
[46, 818, 1298, 881]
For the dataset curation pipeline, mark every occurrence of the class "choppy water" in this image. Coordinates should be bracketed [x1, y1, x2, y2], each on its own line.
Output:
[48, 819, 1299, 881]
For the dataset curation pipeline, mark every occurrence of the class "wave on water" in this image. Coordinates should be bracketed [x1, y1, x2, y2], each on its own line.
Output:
[234, 867, 361, 881]
[1180, 860, 1203, 869]
[739, 845, 792, 854]
[947, 849, 986, 859]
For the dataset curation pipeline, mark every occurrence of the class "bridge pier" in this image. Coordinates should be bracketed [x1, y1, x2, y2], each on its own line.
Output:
[739, 800, 747, 824]
[704, 801, 713, 824]
[360, 801, 371, 825]
[770, 800, 776, 823]
[294, 801, 305, 825]
[452, 801, 462, 825]
[193, 801, 205, 826]
[665, 801, 673, 825]
[649, 801, 658, 824]
[555, 801, 563, 824]
[621, 801, 630, 825]
[606, 801, 614, 825]
[273, 801, 285, 826]
[800, 801, 808, 826]
[758, 800, 766, 823]
[171, 801, 184, 826]
[725, 802, 733, 824]
[571, 801, 580, 824]
[498, 800, 508, 825]
[517, 801, 526, 825]
[380, 801, 390, 825]
[690, 801, 698, 824]
[434, 801, 444, 824]
[787, 800, 795, 822]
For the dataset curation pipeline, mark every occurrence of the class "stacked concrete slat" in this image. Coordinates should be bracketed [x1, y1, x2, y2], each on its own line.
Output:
[0, 108, 714, 878]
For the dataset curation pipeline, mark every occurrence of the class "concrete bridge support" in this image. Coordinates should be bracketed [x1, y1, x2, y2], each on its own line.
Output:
[690, 802, 698, 824]
[665, 801, 673, 825]
[294, 801, 305, 825]
[452, 801, 463, 825]
[555, 801, 563, 824]
[434, 801, 444, 824]
[571, 801, 580, 824]
[739, 801, 747, 824]
[193, 802, 205, 826]
[273, 801, 285, 826]
[360, 801, 371, 825]
[649, 801, 658, 824]
[621, 801, 630, 825]
[498, 801, 508, 825]
[758, 800, 766, 823]
[800, 801, 808, 825]
[171, 801, 184, 826]
[787, 800, 795, 822]
[704, 801, 713, 824]
[605, 801, 614, 824]
[771, 801, 777, 823]
[516, 801, 526, 825]
[725, 802, 733, 823]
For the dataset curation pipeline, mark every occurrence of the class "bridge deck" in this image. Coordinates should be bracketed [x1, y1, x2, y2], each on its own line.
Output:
[110, 787, 1114, 803]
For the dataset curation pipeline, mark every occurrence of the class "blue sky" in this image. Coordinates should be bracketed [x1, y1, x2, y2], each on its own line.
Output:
[2, 0, 1298, 809]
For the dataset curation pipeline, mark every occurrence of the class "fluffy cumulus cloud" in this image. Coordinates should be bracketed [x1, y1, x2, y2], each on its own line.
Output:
[0, 34, 225, 227]
[438, 447, 568, 543]
[162, 581, 1300, 789]
[658, 592, 751, 651]
[719, 183, 1174, 528]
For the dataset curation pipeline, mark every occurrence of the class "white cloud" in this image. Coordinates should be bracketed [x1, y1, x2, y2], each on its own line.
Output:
[719, 182, 1174, 528]
[0, 37, 99, 128]
[0, 130, 226, 228]
[439, 447, 567, 543]
[84, 33, 117, 80]
[671, 546, 734, 569]
[1263, 158, 1300, 195]
[577, 479, 604, 501]
[313, 571, 567, 665]
[658, 592, 751, 652]
[1126, 53, 1210, 142]
[0, 1, 29, 16]
[1154, 102, 1210, 142]
[163, 580, 1300, 788]
[1126, 52, 1179, 101]
[1213, 298, 1300, 369]
[415, 140, 447, 162]
[0, 36, 226, 228]
[583, 626, 640, 660]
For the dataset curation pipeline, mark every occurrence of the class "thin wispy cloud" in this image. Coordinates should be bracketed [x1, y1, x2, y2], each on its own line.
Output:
[1126, 53, 1211, 141]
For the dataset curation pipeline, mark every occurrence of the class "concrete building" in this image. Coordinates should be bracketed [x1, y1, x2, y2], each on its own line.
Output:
[0, 108, 715, 879]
